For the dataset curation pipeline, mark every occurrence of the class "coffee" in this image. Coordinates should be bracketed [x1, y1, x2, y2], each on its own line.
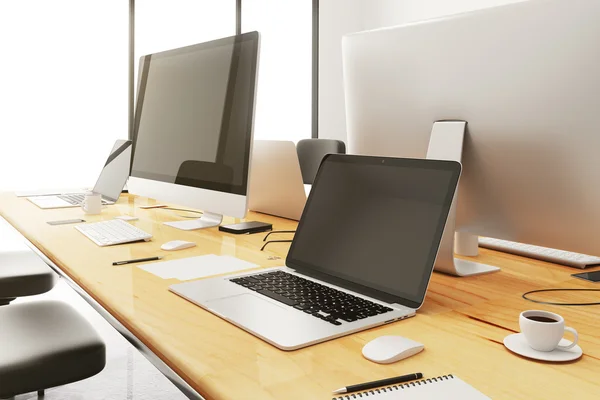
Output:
[526, 315, 558, 323]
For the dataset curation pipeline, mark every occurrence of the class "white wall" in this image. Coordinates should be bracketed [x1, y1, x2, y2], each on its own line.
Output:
[318, 0, 525, 143]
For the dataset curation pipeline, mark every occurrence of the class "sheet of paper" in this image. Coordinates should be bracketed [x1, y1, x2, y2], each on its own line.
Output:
[138, 262, 177, 279]
[138, 255, 259, 281]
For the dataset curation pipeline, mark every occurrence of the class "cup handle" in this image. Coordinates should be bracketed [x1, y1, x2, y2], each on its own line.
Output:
[81, 201, 88, 213]
[557, 326, 579, 350]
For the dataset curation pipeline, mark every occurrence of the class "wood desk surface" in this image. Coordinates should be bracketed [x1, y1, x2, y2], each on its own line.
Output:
[1, 193, 599, 399]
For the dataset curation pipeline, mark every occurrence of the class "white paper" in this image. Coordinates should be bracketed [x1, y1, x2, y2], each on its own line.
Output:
[138, 255, 258, 281]
[138, 262, 176, 279]
[114, 215, 138, 221]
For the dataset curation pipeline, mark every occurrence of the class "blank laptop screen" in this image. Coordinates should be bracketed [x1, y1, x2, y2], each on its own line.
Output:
[286, 155, 460, 308]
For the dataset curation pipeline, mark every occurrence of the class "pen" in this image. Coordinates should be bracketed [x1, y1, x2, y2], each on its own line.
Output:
[112, 256, 162, 266]
[332, 372, 423, 394]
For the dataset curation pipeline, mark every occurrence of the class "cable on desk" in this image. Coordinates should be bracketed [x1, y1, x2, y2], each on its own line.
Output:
[522, 288, 600, 306]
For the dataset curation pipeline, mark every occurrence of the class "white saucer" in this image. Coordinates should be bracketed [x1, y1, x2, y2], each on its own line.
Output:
[504, 333, 582, 362]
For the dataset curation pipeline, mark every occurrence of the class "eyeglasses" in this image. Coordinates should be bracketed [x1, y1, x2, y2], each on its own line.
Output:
[261, 230, 295, 251]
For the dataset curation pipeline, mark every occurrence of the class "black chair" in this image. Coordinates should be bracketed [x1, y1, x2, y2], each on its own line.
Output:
[296, 139, 346, 184]
[0, 251, 57, 306]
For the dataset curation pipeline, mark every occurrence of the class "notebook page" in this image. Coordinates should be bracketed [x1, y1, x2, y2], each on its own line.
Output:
[335, 376, 490, 400]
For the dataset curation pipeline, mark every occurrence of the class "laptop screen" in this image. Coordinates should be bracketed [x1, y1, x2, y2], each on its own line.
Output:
[92, 140, 132, 202]
[286, 155, 460, 309]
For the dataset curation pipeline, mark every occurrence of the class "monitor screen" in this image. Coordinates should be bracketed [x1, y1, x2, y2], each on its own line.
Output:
[131, 32, 259, 195]
[286, 155, 461, 309]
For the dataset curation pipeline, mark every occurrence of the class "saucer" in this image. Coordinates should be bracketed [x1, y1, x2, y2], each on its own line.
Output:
[504, 333, 582, 362]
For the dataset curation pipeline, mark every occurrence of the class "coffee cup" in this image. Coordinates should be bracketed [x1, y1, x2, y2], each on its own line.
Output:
[81, 192, 102, 215]
[519, 310, 578, 352]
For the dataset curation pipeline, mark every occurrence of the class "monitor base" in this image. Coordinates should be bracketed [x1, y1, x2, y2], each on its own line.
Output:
[164, 212, 223, 231]
[452, 258, 500, 277]
[426, 120, 500, 277]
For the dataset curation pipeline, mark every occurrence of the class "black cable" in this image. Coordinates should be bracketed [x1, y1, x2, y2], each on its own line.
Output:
[522, 288, 600, 306]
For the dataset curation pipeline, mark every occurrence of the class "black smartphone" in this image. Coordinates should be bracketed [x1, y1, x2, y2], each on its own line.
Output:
[47, 219, 85, 225]
[219, 221, 273, 235]
[572, 270, 600, 282]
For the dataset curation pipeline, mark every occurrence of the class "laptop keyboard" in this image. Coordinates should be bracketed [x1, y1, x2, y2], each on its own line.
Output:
[58, 194, 86, 205]
[230, 270, 393, 325]
[58, 194, 108, 205]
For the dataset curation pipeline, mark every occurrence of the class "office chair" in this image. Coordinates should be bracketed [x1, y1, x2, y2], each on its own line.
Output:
[0, 250, 57, 306]
[0, 248, 105, 398]
[296, 139, 346, 184]
[0, 301, 106, 399]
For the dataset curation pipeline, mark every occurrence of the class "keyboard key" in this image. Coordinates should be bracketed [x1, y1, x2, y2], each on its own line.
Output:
[229, 271, 391, 324]
[256, 289, 297, 306]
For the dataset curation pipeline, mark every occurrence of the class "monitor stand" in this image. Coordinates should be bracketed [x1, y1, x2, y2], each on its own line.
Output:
[426, 120, 500, 277]
[164, 212, 223, 231]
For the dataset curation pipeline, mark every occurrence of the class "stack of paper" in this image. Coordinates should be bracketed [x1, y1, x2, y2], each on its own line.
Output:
[139, 254, 258, 281]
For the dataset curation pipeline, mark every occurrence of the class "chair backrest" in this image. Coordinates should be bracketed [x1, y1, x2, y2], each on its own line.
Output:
[296, 139, 346, 184]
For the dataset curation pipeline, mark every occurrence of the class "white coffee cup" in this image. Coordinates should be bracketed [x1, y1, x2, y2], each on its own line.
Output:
[519, 310, 578, 352]
[81, 192, 102, 215]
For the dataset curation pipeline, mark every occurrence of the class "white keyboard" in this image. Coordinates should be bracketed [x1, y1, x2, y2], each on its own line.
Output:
[75, 219, 152, 247]
[479, 237, 600, 269]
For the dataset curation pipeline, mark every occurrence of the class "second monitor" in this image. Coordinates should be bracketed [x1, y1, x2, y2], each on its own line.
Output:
[129, 32, 260, 230]
[343, 0, 600, 274]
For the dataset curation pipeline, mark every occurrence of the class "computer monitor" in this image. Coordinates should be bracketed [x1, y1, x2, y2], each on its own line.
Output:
[129, 32, 260, 230]
[342, 0, 600, 274]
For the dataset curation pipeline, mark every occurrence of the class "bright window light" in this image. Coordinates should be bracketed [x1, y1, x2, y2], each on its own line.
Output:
[135, 0, 235, 88]
[0, 1, 128, 191]
[242, 0, 312, 143]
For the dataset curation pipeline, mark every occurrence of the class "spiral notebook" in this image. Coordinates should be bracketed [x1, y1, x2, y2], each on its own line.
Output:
[333, 375, 490, 400]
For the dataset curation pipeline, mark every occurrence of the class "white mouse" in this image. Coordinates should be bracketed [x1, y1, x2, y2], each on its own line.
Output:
[362, 335, 424, 364]
[160, 240, 196, 251]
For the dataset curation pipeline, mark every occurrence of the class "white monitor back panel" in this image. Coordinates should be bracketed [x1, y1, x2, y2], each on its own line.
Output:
[343, 0, 600, 256]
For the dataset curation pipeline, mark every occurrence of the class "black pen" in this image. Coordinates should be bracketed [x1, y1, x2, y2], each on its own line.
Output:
[112, 256, 162, 266]
[332, 372, 423, 394]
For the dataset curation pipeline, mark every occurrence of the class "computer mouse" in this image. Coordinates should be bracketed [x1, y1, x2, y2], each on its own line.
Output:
[160, 240, 196, 251]
[362, 335, 424, 364]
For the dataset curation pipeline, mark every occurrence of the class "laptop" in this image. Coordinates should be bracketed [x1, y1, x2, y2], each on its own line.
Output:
[248, 140, 307, 220]
[27, 140, 132, 209]
[170, 155, 461, 350]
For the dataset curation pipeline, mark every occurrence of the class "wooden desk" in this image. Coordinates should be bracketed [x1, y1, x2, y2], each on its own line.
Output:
[1, 193, 599, 399]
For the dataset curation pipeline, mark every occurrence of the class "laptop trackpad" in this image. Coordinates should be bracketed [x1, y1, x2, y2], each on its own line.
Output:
[207, 293, 287, 321]
[206, 294, 311, 347]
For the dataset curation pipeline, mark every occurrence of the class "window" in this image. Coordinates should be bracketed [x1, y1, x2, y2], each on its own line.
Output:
[0, 1, 128, 190]
[0, 1, 312, 192]
[242, 0, 312, 143]
[135, 0, 235, 88]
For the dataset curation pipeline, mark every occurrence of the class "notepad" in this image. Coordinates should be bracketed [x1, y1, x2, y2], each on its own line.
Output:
[334, 375, 490, 400]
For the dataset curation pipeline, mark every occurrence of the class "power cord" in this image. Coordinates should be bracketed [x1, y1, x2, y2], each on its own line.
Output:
[522, 288, 600, 306]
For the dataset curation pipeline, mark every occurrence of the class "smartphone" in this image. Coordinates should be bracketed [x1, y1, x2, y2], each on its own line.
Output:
[47, 219, 85, 225]
[219, 221, 273, 235]
[572, 270, 600, 282]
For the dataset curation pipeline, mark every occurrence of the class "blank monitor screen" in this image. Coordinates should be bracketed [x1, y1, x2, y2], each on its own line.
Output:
[287, 155, 461, 308]
[131, 32, 259, 195]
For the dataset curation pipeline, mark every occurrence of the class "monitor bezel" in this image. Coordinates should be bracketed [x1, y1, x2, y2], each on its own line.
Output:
[130, 31, 259, 197]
